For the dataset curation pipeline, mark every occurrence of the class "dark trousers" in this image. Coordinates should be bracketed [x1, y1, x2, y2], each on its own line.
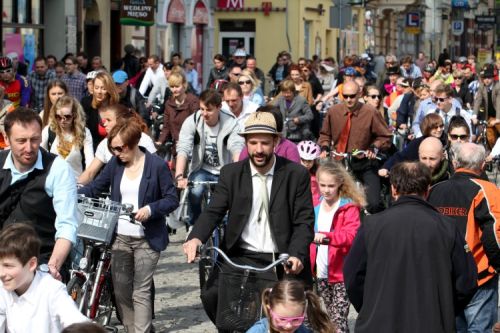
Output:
[353, 164, 384, 214]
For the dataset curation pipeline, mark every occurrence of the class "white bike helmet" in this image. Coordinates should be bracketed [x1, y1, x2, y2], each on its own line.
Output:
[298, 140, 320, 160]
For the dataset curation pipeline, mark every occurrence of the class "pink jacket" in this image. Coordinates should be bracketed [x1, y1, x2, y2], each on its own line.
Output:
[309, 199, 361, 283]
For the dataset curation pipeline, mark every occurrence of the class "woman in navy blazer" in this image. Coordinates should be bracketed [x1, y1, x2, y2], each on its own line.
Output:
[78, 118, 178, 333]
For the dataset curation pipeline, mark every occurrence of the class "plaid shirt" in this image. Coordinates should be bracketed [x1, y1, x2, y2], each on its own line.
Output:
[27, 70, 56, 110]
[62, 71, 87, 101]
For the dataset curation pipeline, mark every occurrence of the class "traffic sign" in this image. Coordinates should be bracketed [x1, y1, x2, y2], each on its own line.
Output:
[452, 20, 464, 36]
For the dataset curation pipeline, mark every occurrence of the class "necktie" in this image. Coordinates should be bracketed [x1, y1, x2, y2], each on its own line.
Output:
[336, 111, 353, 156]
[257, 174, 269, 222]
[444, 113, 449, 131]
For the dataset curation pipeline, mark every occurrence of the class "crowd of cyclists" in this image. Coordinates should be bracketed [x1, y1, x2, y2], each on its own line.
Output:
[0, 43, 499, 333]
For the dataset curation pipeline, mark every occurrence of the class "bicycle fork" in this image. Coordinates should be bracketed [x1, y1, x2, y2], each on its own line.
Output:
[87, 249, 109, 318]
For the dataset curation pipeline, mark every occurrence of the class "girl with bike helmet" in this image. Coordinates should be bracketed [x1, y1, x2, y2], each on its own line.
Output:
[298, 140, 321, 206]
[310, 160, 366, 333]
[247, 279, 335, 333]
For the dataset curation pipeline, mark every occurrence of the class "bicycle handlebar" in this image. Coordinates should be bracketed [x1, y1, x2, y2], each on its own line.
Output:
[198, 245, 290, 272]
[331, 150, 382, 160]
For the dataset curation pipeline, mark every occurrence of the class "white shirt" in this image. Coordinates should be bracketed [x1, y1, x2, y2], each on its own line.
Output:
[139, 63, 164, 97]
[221, 99, 259, 131]
[118, 170, 145, 237]
[432, 107, 473, 138]
[0, 272, 89, 333]
[41, 126, 94, 178]
[316, 199, 339, 279]
[240, 157, 278, 253]
[95, 132, 157, 164]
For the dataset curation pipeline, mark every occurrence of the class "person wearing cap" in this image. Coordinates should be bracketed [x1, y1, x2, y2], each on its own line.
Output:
[61, 56, 87, 102]
[319, 81, 392, 214]
[376, 54, 398, 88]
[0, 56, 30, 110]
[400, 55, 422, 80]
[85, 70, 99, 97]
[27, 56, 56, 112]
[387, 77, 412, 127]
[175, 89, 244, 228]
[319, 66, 356, 104]
[230, 48, 247, 70]
[473, 65, 500, 147]
[122, 44, 140, 79]
[112, 70, 146, 119]
[422, 64, 435, 86]
[183, 111, 315, 326]
[138, 55, 164, 98]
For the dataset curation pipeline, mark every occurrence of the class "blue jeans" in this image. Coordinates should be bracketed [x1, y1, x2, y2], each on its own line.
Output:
[188, 169, 219, 226]
[456, 274, 498, 333]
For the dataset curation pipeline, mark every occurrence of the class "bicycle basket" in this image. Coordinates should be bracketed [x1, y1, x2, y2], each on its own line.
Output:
[77, 197, 122, 244]
[216, 270, 277, 331]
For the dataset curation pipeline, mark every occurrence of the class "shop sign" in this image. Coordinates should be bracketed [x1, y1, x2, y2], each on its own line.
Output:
[476, 15, 495, 31]
[167, 0, 186, 23]
[452, 20, 464, 36]
[193, 1, 209, 25]
[451, 0, 478, 9]
[120, 0, 155, 26]
[405, 12, 420, 34]
[217, 0, 244, 9]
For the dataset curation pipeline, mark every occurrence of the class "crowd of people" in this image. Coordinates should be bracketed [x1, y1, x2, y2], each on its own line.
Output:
[0, 44, 499, 333]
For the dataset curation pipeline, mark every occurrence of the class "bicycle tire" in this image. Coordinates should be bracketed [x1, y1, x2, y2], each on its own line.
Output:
[67, 275, 87, 313]
[93, 272, 114, 326]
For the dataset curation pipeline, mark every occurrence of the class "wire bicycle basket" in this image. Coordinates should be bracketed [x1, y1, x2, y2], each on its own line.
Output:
[77, 197, 123, 245]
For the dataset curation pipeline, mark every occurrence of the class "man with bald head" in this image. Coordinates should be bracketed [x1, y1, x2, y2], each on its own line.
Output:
[428, 142, 500, 333]
[319, 81, 392, 213]
[418, 137, 449, 184]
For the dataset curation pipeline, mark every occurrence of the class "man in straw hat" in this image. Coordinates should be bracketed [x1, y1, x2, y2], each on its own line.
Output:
[183, 111, 314, 329]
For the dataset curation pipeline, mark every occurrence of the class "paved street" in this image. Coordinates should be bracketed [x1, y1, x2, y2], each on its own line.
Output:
[112, 227, 358, 332]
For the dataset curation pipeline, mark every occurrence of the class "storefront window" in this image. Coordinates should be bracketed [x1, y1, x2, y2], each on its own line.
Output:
[32, 0, 41, 24]
[3, 0, 13, 23]
[2, 28, 40, 70]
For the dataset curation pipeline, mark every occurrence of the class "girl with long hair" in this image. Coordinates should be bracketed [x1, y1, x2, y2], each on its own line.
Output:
[310, 160, 366, 333]
[247, 279, 336, 333]
[41, 79, 68, 127]
[41, 96, 94, 177]
[238, 68, 265, 106]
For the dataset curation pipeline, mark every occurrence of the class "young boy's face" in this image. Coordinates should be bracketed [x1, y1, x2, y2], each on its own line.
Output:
[0, 256, 36, 295]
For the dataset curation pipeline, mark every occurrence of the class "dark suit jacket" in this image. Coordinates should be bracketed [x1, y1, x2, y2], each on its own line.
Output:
[79, 148, 179, 252]
[188, 156, 315, 266]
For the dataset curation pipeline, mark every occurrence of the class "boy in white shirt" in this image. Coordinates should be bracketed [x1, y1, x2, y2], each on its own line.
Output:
[0, 223, 88, 333]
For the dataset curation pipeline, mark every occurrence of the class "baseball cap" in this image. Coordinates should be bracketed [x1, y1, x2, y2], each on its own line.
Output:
[239, 112, 278, 136]
[344, 67, 357, 76]
[112, 70, 128, 84]
[360, 53, 371, 61]
[86, 70, 99, 81]
[233, 49, 247, 57]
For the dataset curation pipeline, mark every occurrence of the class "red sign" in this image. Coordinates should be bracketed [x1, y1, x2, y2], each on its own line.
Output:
[262, 2, 272, 16]
[167, 0, 186, 24]
[193, 1, 209, 25]
[217, 0, 244, 9]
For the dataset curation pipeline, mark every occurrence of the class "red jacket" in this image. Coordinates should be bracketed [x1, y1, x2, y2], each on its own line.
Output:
[310, 199, 361, 283]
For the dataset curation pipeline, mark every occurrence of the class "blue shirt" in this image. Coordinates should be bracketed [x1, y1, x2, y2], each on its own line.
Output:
[2, 150, 78, 244]
[412, 97, 462, 137]
[185, 68, 201, 95]
[246, 318, 311, 333]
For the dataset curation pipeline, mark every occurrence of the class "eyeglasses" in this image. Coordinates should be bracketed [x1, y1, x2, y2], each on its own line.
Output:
[238, 80, 252, 85]
[449, 134, 469, 141]
[110, 145, 127, 153]
[269, 309, 305, 329]
[343, 94, 357, 100]
[368, 95, 380, 99]
[435, 97, 448, 103]
[55, 114, 73, 122]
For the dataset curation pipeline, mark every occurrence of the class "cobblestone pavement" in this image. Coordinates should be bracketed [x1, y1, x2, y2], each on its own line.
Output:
[111, 227, 358, 332]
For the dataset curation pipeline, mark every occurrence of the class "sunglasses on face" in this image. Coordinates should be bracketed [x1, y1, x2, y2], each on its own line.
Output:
[110, 145, 127, 153]
[434, 124, 445, 129]
[454, 76, 463, 80]
[270, 309, 305, 329]
[238, 80, 252, 85]
[55, 114, 73, 122]
[368, 94, 380, 99]
[449, 134, 469, 140]
[343, 94, 357, 100]
[435, 97, 448, 103]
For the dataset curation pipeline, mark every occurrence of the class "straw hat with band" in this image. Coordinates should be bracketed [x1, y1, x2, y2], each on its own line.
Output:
[239, 112, 279, 137]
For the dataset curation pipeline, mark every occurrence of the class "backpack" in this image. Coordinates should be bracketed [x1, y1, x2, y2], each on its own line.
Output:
[47, 128, 86, 170]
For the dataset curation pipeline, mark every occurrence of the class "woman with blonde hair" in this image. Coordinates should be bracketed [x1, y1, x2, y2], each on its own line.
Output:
[238, 68, 265, 106]
[41, 95, 94, 177]
[81, 71, 120, 150]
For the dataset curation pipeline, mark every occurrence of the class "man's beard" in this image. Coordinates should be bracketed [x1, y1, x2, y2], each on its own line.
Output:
[249, 151, 273, 168]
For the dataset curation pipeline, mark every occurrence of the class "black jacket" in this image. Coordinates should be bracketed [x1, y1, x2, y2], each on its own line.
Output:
[344, 195, 477, 333]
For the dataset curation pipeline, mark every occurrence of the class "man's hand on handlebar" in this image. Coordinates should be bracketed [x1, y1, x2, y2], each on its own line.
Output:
[365, 149, 378, 160]
[183, 238, 202, 263]
[176, 177, 188, 189]
[284, 257, 303, 275]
